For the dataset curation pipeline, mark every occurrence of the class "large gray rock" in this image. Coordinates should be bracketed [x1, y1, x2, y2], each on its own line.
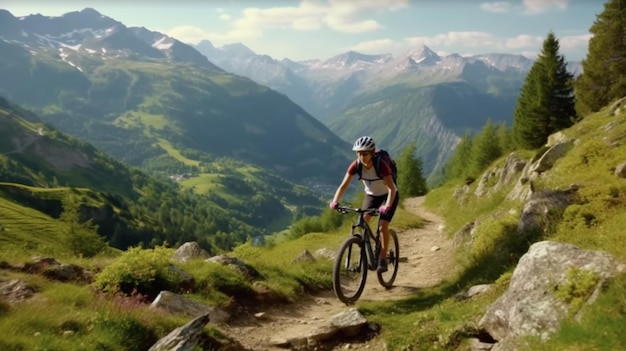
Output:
[529, 140, 574, 174]
[475, 153, 526, 197]
[516, 187, 577, 235]
[480, 241, 625, 346]
[148, 313, 210, 351]
[150, 291, 230, 323]
[207, 255, 263, 280]
[172, 242, 211, 262]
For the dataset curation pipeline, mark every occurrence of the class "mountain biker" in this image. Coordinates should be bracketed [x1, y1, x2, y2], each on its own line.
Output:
[329, 136, 399, 272]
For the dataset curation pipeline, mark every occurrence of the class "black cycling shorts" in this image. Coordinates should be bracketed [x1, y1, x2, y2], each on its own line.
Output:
[361, 191, 399, 222]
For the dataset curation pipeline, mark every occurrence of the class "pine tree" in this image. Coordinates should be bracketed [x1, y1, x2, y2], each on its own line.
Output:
[470, 119, 502, 176]
[497, 121, 514, 155]
[512, 32, 575, 149]
[575, 0, 626, 116]
[444, 131, 474, 181]
[396, 144, 427, 196]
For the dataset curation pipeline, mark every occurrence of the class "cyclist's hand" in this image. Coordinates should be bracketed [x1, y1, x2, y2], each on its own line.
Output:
[329, 201, 339, 210]
[379, 205, 390, 215]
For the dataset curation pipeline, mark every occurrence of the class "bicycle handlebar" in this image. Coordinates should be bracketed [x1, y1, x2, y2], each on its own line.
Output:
[334, 205, 379, 216]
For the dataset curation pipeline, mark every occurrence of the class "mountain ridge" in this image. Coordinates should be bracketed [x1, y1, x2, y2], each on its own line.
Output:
[193, 40, 581, 182]
[0, 8, 352, 189]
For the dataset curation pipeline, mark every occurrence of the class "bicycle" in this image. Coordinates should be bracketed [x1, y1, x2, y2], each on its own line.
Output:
[331, 205, 399, 305]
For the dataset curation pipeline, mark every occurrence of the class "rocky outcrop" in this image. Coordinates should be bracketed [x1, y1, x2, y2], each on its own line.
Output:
[0, 279, 37, 305]
[207, 255, 263, 281]
[516, 185, 578, 235]
[150, 290, 230, 323]
[475, 153, 526, 197]
[268, 308, 377, 349]
[148, 313, 212, 351]
[10, 257, 94, 283]
[479, 241, 625, 350]
[608, 95, 626, 116]
[172, 242, 211, 262]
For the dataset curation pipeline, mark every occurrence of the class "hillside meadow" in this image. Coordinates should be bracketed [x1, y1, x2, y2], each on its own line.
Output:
[0, 104, 625, 350]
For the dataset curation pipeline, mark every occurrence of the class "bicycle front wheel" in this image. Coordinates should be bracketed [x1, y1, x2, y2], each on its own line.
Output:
[332, 235, 367, 305]
[377, 229, 399, 288]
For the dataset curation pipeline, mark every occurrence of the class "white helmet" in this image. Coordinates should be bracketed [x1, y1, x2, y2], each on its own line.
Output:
[352, 136, 376, 151]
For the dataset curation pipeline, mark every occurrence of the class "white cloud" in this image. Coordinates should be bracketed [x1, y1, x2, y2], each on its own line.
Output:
[325, 18, 381, 33]
[166, 0, 409, 44]
[349, 38, 398, 54]
[405, 31, 498, 48]
[504, 34, 543, 49]
[522, 0, 569, 14]
[559, 33, 592, 50]
[400, 31, 554, 56]
[480, 2, 512, 13]
[521, 50, 539, 59]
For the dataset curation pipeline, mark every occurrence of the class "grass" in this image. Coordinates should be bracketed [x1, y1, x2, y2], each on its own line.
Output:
[156, 138, 200, 167]
[0, 196, 68, 260]
[1, 106, 625, 350]
[357, 106, 626, 350]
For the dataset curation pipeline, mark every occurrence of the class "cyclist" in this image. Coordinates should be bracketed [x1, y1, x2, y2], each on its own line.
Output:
[329, 136, 399, 272]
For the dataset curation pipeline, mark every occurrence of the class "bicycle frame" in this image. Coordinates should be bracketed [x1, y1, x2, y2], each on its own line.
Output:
[344, 207, 381, 271]
[352, 212, 380, 271]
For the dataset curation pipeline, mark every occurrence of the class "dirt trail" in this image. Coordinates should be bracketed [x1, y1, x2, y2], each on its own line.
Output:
[222, 196, 455, 350]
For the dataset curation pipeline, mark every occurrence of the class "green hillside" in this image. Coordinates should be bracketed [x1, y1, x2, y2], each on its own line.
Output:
[0, 100, 324, 253]
[0, 42, 352, 186]
[0, 96, 624, 351]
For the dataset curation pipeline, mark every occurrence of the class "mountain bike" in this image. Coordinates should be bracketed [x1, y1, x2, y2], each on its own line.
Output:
[332, 205, 399, 305]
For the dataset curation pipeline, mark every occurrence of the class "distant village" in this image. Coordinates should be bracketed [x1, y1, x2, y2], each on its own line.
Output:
[168, 173, 192, 182]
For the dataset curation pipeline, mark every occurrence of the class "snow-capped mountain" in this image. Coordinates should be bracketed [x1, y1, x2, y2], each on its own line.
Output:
[195, 40, 549, 120]
[0, 8, 221, 71]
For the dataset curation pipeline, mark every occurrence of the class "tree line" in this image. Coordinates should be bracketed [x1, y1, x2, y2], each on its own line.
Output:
[444, 0, 626, 182]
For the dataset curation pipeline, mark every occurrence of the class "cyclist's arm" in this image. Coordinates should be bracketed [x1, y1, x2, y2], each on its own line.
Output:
[331, 171, 354, 204]
[382, 174, 396, 207]
[331, 161, 357, 204]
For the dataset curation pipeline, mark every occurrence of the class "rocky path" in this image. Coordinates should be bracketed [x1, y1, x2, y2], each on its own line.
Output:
[222, 196, 455, 350]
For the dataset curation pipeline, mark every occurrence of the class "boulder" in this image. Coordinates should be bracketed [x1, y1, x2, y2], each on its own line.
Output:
[480, 241, 625, 346]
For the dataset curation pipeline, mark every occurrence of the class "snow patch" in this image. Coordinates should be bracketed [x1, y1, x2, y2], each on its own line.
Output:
[60, 43, 81, 51]
[153, 36, 173, 50]
[58, 48, 84, 72]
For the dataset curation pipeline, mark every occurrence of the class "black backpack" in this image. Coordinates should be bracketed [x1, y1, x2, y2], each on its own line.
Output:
[356, 149, 398, 184]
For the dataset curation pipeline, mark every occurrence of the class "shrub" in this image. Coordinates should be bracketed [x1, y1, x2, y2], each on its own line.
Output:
[93, 246, 181, 299]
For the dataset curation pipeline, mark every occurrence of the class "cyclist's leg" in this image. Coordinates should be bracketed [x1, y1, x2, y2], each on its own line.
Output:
[361, 194, 383, 224]
[379, 191, 400, 259]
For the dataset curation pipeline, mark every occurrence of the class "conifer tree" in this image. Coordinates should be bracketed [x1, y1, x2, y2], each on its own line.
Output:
[512, 32, 576, 149]
[575, 0, 626, 116]
[497, 121, 514, 155]
[444, 131, 474, 181]
[396, 144, 427, 196]
[470, 119, 502, 176]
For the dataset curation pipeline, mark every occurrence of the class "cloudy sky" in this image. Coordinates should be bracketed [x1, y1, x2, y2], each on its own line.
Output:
[0, 0, 606, 61]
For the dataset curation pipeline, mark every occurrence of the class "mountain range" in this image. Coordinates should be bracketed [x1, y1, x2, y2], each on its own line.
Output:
[194, 41, 582, 180]
[0, 8, 352, 191]
[0, 7, 583, 190]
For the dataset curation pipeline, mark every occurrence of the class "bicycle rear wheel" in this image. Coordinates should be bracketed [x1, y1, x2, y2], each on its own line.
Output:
[377, 229, 399, 288]
[332, 235, 367, 305]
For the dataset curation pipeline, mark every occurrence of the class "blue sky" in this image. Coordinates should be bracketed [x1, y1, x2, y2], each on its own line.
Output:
[0, 0, 605, 61]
